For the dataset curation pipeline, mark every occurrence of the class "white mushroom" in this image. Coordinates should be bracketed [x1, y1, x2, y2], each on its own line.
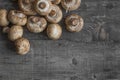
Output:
[27, 16, 47, 33]
[65, 14, 84, 32]
[46, 5, 63, 23]
[8, 10, 27, 26]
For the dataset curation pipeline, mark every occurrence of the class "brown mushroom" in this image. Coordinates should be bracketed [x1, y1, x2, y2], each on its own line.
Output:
[47, 24, 62, 40]
[50, 0, 61, 4]
[46, 5, 62, 23]
[34, 0, 52, 15]
[61, 0, 81, 11]
[0, 9, 9, 27]
[8, 10, 27, 26]
[18, 0, 37, 15]
[15, 37, 30, 55]
[8, 25, 23, 41]
[65, 14, 84, 32]
[27, 16, 47, 33]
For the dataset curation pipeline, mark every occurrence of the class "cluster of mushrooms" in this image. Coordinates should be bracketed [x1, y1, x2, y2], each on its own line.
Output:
[0, 0, 84, 55]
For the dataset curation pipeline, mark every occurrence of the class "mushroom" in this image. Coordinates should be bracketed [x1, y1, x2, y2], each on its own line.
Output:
[2, 26, 10, 34]
[8, 25, 23, 41]
[47, 24, 62, 40]
[50, 0, 61, 4]
[61, 0, 81, 11]
[18, 0, 37, 15]
[0, 9, 9, 27]
[15, 37, 30, 55]
[8, 10, 27, 26]
[46, 5, 62, 23]
[65, 14, 84, 32]
[34, 0, 52, 15]
[27, 16, 47, 33]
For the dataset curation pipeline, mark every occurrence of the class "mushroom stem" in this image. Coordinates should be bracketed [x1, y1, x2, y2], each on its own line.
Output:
[31, 17, 40, 23]
[49, 10, 56, 17]
[39, 2, 46, 9]
[70, 18, 79, 26]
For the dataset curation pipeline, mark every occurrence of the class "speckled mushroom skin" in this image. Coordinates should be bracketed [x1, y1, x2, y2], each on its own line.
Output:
[65, 14, 84, 32]
[18, 0, 37, 15]
[0, 9, 9, 27]
[47, 24, 62, 40]
[15, 38, 30, 55]
[8, 10, 27, 26]
[61, 0, 81, 11]
[46, 5, 63, 23]
[34, 0, 52, 15]
[27, 16, 47, 33]
[8, 25, 23, 41]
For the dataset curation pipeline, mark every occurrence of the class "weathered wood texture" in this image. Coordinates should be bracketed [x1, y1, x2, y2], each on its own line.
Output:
[0, 0, 120, 80]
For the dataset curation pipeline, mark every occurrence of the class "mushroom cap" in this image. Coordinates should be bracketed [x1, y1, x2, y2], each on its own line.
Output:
[8, 10, 27, 26]
[0, 9, 9, 27]
[46, 5, 63, 23]
[8, 25, 23, 41]
[61, 0, 81, 11]
[34, 0, 52, 15]
[27, 16, 47, 33]
[18, 0, 37, 15]
[15, 37, 30, 55]
[47, 24, 62, 40]
[50, 0, 61, 4]
[65, 14, 84, 32]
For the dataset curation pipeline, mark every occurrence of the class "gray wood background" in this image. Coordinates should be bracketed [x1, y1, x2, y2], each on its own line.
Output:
[0, 0, 120, 80]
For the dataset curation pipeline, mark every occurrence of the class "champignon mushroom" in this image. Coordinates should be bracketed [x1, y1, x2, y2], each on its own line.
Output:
[27, 16, 47, 33]
[65, 14, 84, 32]
[50, 0, 61, 4]
[18, 0, 37, 15]
[8, 10, 27, 26]
[8, 25, 23, 41]
[34, 0, 52, 15]
[0, 9, 9, 27]
[46, 5, 62, 23]
[61, 0, 81, 11]
[47, 24, 62, 40]
[15, 37, 30, 55]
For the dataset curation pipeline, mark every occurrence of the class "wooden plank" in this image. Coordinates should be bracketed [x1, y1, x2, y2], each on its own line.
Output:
[0, 40, 120, 80]
[0, 0, 120, 80]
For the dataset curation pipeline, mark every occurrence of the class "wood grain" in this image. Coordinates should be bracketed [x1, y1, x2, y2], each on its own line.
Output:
[0, 0, 120, 80]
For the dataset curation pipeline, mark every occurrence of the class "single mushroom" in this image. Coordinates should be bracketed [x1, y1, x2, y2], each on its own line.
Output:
[46, 5, 62, 23]
[8, 25, 23, 41]
[61, 0, 81, 11]
[15, 37, 30, 55]
[0, 9, 9, 27]
[8, 10, 27, 26]
[18, 0, 37, 15]
[47, 24, 62, 40]
[27, 16, 47, 33]
[65, 14, 84, 32]
[50, 0, 61, 4]
[34, 0, 52, 15]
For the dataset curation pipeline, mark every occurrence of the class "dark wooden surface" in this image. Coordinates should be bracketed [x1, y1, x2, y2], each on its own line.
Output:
[0, 0, 120, 80]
